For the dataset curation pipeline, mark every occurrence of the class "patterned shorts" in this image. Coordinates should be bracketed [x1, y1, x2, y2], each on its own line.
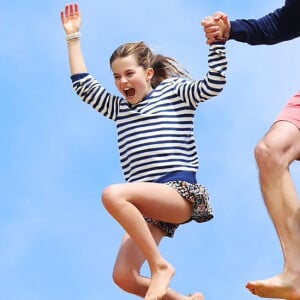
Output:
[145, 181, 213, 238]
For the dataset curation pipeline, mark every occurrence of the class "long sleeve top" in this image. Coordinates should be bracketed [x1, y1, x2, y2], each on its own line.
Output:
[71, 43, 227, 183]
[229, 0, 300, 45]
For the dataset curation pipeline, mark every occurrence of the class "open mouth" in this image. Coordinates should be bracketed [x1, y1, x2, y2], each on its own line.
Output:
[124, 87, 135, 98]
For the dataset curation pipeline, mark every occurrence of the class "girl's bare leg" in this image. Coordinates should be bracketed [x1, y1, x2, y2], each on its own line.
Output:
[102, 182, 193, 300]
[113, 228, 204, 300]
[247, 121, 300, 300]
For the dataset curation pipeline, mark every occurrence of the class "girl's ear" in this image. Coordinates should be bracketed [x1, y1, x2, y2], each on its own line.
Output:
[146, 68, 154, 81]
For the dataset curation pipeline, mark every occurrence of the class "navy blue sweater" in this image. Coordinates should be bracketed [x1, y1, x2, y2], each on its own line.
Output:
[230, 0, 300, 45]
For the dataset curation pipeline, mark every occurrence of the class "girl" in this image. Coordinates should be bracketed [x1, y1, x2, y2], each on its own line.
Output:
[61, 3, 227, 300]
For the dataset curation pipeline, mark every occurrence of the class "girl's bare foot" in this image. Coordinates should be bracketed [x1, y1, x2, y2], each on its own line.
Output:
[145, 262, 175, 300]
[246, 273, 300, 300]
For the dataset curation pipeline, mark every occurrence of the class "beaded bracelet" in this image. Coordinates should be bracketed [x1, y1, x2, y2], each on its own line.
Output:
[66, 32, 81, 42]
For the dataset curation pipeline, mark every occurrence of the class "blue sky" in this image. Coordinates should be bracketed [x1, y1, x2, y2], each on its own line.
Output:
[1, 0, 300, 299]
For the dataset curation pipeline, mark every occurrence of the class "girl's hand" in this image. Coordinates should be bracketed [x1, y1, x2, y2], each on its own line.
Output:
[201, 12, 230, 44]
[61, 3, 81, 34]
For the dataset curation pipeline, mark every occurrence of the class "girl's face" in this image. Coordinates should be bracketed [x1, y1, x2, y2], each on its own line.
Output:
[111, 55, 154, 105]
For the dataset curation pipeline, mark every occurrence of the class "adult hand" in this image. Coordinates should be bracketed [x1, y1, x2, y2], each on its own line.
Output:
[61, 3, 82, 34]
[201, 12, 230, 44]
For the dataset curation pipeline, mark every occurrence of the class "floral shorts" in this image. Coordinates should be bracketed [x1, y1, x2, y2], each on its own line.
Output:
[145, 180, 213, 238]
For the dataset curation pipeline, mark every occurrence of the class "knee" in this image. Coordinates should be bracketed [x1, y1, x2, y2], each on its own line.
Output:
[254, 139, 282, 171]
[112, 267, 139, 294]
[101, 184, 123, 212]
[254, 139, 271, 166]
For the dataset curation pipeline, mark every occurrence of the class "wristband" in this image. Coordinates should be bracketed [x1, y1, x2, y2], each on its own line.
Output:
[66, 31, 81, 42]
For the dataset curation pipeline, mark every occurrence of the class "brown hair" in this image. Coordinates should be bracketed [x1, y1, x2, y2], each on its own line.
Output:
[109, 41, 191, 88]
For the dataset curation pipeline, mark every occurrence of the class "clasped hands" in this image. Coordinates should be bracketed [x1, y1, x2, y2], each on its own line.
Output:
[201, 12, 231, 45]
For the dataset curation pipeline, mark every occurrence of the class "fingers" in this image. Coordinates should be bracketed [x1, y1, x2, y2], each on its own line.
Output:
[61, 3, 79, 20]
[201, 11, 230, 44]
[65, 4, 73, 18]
[60, 4, 69, 23]
[60, 11, 65, 23]
[203, 25, 219, 34]
[201, 17, 220, 44]
[206, 37, 217, 45]
[213, 11, 227, 20]
[74, 3, 79, 15]
[222, 14, 229, 26]
[201, 16, 214, 27]
[203, 29, 219, 45]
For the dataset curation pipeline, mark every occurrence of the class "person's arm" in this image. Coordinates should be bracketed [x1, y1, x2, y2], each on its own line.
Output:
[61, 3, 120, 120]
[61, 3, 88, 75]
[202, 1, 300, 45]
[175, 42, 227, 107]
[230, 2, 300, 45]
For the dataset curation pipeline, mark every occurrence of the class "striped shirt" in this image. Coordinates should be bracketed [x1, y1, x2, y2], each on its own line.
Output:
[71, 43, 227, 182]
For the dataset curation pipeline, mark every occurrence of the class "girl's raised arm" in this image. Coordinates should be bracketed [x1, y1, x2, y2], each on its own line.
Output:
[61, 3, 88, 75]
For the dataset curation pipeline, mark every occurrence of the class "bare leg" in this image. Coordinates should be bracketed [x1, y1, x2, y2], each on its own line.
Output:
[102, 182, 194, 300]
[247, 121, 300, 300]
[113, 228, 204, 300]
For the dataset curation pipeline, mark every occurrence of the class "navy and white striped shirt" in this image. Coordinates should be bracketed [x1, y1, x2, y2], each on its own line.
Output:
[71, 43, 227, 182]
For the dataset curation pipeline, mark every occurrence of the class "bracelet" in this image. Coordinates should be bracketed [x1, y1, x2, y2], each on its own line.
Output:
[66, 31, 81, 42]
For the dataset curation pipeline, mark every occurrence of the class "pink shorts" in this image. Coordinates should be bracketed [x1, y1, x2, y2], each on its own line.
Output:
[275, 92, 300, 129]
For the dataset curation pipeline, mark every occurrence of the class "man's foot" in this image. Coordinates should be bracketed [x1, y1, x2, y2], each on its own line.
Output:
[188, 292, 205, 300]
[246, 273, 300, 300]
[145, 262, 175, 300]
